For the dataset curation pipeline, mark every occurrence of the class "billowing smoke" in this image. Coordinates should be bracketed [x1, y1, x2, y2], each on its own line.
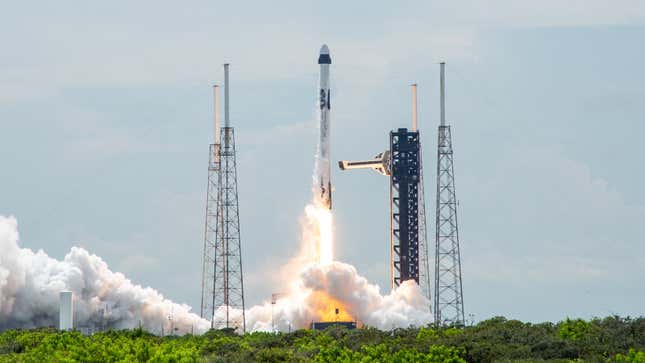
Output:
[0, 212, 431, 334]
[218, 261, 432, 332]
[213, 199, 433, 332]
[0, 215, 209, 334]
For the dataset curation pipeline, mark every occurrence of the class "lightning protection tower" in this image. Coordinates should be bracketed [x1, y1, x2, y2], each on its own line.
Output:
[434, 62, 465, 326]
[200, 63, 246, 332]
[412, 84, 432, 303]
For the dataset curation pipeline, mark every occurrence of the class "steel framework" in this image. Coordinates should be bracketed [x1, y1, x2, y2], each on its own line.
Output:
[417, 144, 432, 302]
[335, 86, 431, 306]
[390, 128, 421, 287]
[412, 83, 432, 303]
[433, 62, 465, 326]
[200, 128, 246, 331]
[201, 141, 220, 323]
[200, 65, 246, 332]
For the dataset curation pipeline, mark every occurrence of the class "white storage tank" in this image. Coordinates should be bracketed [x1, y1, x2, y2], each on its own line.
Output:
[59, 291, 73, 331]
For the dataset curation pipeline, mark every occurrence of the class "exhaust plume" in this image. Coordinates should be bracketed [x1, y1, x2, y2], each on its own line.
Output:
[0, 215, 209, 334]
[219, 181, 432, 332]
[222, 261, 432, 332]
[0, 209, 432, 334]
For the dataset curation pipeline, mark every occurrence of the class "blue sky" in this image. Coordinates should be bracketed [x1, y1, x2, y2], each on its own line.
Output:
[1, 1, 644, 323]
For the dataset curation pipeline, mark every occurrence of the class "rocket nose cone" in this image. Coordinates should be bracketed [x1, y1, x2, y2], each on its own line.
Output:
[318, 44, 331, 64]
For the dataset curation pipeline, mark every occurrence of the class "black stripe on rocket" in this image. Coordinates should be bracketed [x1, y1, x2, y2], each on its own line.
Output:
[320, 89, 331, 110]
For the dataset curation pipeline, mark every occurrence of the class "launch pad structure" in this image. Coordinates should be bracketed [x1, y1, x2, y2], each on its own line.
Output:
[339, 64, 466, 324]
[200, 64, 246, 332]
[338, 85, 432, 303]
[389, 128, 422, 287]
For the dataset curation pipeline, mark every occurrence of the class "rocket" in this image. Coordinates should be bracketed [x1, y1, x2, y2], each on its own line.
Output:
[317, 44, 332, 210]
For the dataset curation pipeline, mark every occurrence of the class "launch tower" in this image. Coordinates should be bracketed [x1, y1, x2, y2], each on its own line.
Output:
[200, 64, 246, 332]
[433, 62, 465, 326]
[338, 85, 431, 301]
[389, 128, 421, 287]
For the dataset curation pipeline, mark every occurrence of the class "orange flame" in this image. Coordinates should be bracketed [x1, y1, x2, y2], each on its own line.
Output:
[299, 204, 354, 323]
[309, 291, 353, 322]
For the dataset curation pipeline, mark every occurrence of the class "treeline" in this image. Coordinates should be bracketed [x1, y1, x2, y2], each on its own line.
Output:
[0, 316, 644, 362]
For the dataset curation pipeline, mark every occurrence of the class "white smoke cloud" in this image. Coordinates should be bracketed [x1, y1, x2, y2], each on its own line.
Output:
[0, 215, 209, 334]
[301, 262, 432, 329]
[1, 212, 431, 334]
[223, 261, 432, 332]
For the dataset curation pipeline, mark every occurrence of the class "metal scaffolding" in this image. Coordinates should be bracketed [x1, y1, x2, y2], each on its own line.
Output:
[200, 65, 246, 332]
[338, 84, 431, 307]
[417, 145, 432, 302]
[390, 128, 421, 288]
[433, 62, 465, 326]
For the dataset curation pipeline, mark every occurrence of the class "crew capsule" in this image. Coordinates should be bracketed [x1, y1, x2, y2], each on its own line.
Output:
[318, 44, 331, 64]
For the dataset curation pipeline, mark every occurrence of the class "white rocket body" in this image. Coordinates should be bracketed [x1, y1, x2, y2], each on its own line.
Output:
[317, 44, 332, 210]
